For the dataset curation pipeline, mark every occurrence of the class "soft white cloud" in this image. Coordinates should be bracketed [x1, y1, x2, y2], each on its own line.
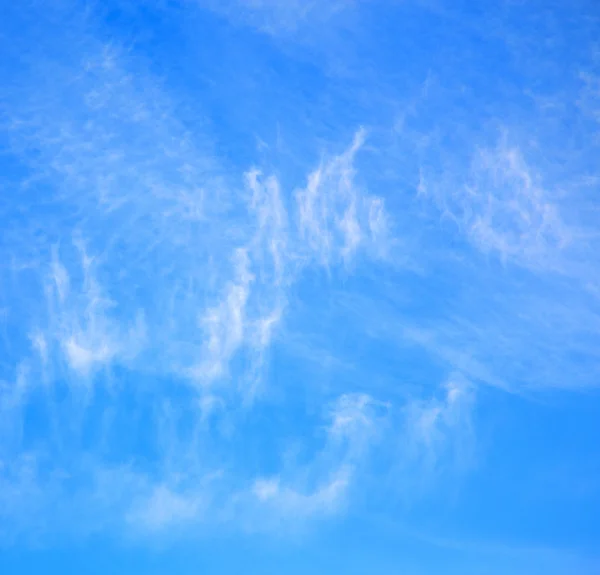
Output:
[3, 2, 599, 560]
[246, 168, 288, 285]
[421, 136, 571, 270]
[186, 132, 390, 398]
[50, 248, 70, 303]
[0, 126, 394, 539]
[0, 6, 401, 539]
[44, 243, 146, 378]
[397, 291, 600, 393]
[251, 466, 351, 519]
[295, 129, 388, 266]
[368, 197, 389, 247]
[466, 142, 570, 267]
[403, 377, 475, 476]
[127, 485, 204, 532]
[407, 379, 472, 447]
[186, 168, 289, 397]
[328, 392, 387, 450]
[249, 392, 387, 523]
[193, 249, 254, 384]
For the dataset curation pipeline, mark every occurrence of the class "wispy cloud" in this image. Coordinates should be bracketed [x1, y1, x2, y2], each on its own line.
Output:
[248, 393, 388, 525]
[127, 484, 206, 533]
[251, 467, 351, 521]
[403, 377, 474, 473]
[296, 128, 389, 267]
[44, 241, 146, 379]
[421, 136, 571, 271]
[464, 142, 570, 268]
[192, 248, 254, 384]
[0, 37, 395, 535]
[2, 1, 600, 565]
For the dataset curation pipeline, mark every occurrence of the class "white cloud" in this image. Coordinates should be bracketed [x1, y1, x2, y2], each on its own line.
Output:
[63, 338, 113, 375]
[186, 168, 289, 398]
[0, 6, 403, 539]
[251, 466, 351, 519]
[295, 129, 389, 266]
[368, 197, 389, 247]
[192, 248, 254, 384]
[246, 168, 288, 285]
[50, 248, 70, 302]
[422, 135, 571, 271]
[127, 485, 204, 532]
[466, 142, 570, 266]
[44, 243, 146, 378]
[328, 392, 387, 450]
[186, 133, 389, 398]
[404, 377, 475, 473]
[249, 392, 386, 523]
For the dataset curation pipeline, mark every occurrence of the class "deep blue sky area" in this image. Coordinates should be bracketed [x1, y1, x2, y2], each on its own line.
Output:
[1, 1, 600, 574]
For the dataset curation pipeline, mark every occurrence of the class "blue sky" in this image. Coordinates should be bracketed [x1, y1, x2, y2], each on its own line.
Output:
[1, 0, 600, 573]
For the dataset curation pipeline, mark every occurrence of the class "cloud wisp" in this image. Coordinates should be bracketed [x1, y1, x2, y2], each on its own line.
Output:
[0, 21, 409, 537]
[1, 4, 600, 569]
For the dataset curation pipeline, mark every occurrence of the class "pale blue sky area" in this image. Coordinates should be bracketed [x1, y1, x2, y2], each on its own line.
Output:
[1, 1, 600, 574]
